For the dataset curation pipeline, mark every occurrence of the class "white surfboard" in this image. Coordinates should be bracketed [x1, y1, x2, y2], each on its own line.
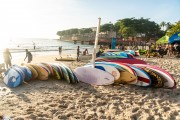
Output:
[74, 67, 114, 85]
[84, 64, 120, 81]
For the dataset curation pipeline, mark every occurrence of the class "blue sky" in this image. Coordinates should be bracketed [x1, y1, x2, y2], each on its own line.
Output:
[0, 0, 179, 39]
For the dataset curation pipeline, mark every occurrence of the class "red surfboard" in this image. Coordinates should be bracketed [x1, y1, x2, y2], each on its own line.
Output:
[104, 58, 147, 65]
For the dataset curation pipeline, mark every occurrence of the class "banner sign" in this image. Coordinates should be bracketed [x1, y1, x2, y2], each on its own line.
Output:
[111, 38, 117, 49]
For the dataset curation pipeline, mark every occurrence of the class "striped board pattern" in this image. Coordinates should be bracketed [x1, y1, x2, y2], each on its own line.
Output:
[133, 64, 176, 88]
[84, 64, 120, 81]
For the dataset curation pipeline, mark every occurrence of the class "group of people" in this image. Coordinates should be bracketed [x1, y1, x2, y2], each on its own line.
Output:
[147, 43, 180, 58]
[76, 46, 89, 61]
[2, 48, 33, 70]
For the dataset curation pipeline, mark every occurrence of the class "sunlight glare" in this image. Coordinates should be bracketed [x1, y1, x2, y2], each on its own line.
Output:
[0, 36, 10, 50]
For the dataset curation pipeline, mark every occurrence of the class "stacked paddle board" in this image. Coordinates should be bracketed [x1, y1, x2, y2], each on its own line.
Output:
[96, 54, 146, 65]
[2, 61, 176, 89]
[96, 49, 146, 64]
[81, 62, 176, 89]
[3, 63, 78, 88]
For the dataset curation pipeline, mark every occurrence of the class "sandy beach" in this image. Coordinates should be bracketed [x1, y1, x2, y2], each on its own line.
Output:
[0, 54, 180, 120]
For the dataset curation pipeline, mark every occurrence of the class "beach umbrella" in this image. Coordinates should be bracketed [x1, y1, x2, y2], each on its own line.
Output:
[168, 32, 180, 44]
[156, 35, 169, 44]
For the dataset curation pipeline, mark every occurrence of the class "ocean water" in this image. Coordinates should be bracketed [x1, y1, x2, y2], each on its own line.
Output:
[0, 38, 94, 63]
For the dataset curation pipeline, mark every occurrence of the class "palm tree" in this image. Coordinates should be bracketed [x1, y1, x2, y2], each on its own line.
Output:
[160, 21, 166, 31]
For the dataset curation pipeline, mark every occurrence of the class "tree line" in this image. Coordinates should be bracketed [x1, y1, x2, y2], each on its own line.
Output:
[56, 17, 180, 41]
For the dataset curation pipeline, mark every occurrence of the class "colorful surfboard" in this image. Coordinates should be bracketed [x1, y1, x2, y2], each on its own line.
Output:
[134, 64, 176, 88]
[128, 65, 151, 86]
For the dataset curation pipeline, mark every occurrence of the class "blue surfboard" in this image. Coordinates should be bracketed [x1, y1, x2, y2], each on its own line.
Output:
[17, 65, 32, 81]
[4, 67, 23, 88]
[12, 65, 25, 80]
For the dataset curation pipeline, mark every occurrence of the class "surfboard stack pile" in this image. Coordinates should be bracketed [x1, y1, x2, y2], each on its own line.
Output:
[98, 51, 133, 59]
[99, 50, 139, 58]
[96, 50, 147, 64]
[74, 62, 176, 89]
[3, 63, 78, 88]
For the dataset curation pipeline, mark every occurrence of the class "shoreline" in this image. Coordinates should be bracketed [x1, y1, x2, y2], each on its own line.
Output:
[0, 54, 180, 119]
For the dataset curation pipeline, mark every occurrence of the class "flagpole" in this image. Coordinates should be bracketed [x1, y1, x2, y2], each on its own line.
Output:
[92, 17, 101, 68]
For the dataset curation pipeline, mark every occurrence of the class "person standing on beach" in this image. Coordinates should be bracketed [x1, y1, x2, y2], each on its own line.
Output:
[3, 48, 12, 69]
[32, 41, 36, 50]
[24, 49, 32, 63]
[59, 46, 62, 56]
[146, 43, 151, 58]
[77, 46, 81, 61]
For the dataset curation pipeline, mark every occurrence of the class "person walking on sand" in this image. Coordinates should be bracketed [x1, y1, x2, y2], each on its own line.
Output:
[3, 48, 12, 69]
[24, 49, 32, 63]
[59, 46, 62, 56]
[77, 46, 81, 61]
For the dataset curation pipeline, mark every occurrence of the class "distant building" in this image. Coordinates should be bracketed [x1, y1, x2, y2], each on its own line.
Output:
[90, 27, 97, 32]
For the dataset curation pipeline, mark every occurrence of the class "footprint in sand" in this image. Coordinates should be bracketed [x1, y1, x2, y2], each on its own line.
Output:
[58, 103, 68, 109]
[67, 104, 75, 110]
[85, 103, 95, 108]
[48, 103, 57, 107]
[56, 115, 67, 119]
[130, 112, 141, 120]
[96, 101, 107, 106]
[96, 107, 105, 114]
[132, 107, 140, 113]
[146, 115, 155, 120]
[25, 114, 37, 120]
[163, 106, 170, 112]
[26, 108, 35, 114]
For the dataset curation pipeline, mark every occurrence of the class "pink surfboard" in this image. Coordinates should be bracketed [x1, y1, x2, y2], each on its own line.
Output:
[102, 58, 147, 65]
[74, 67, 114, 86]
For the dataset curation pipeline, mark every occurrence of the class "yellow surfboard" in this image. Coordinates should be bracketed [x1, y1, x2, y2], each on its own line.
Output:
[115, 69, 137, 84]
[30, 64, 49, 80]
